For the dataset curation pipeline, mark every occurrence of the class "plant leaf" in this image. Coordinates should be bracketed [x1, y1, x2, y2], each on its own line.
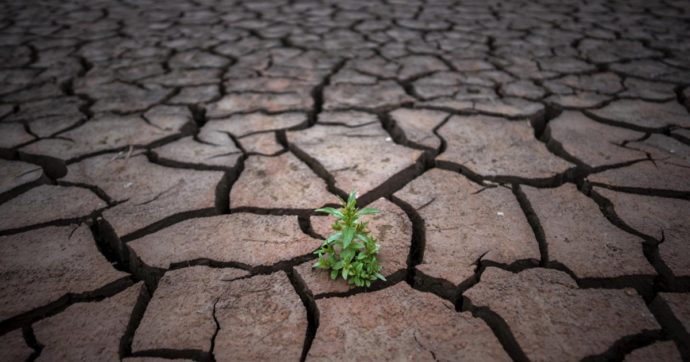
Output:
[341, 248, 355, 263]
[342, 226, 355, 248]
[315, 207, 344, 219]
[347, 190, 357, 209]
[356, 207, 380, 217]
[323, 232, 341, 246]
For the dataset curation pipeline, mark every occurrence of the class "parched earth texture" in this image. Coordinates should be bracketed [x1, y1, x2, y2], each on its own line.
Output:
[1, 0, 690, 361]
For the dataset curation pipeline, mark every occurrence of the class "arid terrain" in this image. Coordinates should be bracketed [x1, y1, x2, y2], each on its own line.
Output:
[1, 0, 689, 360]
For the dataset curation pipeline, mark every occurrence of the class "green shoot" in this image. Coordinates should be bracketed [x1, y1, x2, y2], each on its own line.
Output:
[313, 191, 385, 288]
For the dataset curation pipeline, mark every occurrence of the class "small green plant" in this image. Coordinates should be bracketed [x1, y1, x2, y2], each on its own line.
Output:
[313, 191, 385, 287]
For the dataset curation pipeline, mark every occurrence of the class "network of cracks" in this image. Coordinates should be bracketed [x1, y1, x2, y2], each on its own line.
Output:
[1, 0, 690, 361]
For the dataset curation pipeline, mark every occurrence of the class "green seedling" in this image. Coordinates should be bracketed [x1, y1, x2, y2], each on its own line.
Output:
[313, 191, 385, 287]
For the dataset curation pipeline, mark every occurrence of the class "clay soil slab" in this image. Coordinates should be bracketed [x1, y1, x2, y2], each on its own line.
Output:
[323, 81, 412, 110]
[523, 184, 654, 278]
[129, 214, 320, 268]
[588, 100, 690, 129]
[152, 136, 241, 169]
[0, 225, 127, 321]
[230, 152, 336, 209]
[21, 107, 190, 161]
[545, 111, 645, 167]
[464, 268, 660, 361]
[389, 108, 448, 150]
[134, 269, 306, 361]
[64, 153, 223, 237]
[596, 188, 690, 278]
[0, 185, 105, 231]
[437, 115, 573, 179]
[308, 282, 510, 361]
[0, 329, 33, 361]
[0, 159, 44, 195]
[287, 123, 423, 197]
[133, 266, 248, 352]
[34, 283, 142, 361]
[395, 168, 538, 285]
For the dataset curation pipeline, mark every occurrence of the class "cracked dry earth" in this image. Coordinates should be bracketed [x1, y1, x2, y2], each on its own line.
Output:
[1, 0, 690, 362]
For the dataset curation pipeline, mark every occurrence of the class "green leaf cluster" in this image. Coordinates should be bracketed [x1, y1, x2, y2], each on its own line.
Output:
[313, 191, 385, 287]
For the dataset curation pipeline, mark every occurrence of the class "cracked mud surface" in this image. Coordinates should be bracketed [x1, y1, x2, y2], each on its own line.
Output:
[0, 0, 689, 360]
